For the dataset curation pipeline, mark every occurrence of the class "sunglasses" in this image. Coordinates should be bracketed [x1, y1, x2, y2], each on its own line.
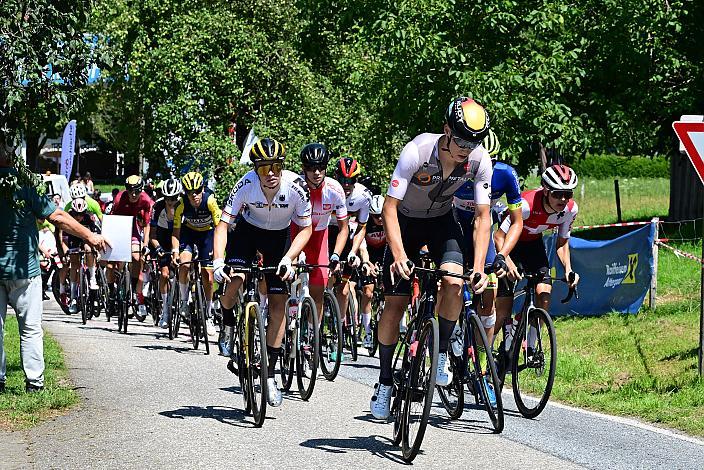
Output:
[187, 188, 203, 197]
[451, 135, 480, 150]
[550, 190, 573, 200]
[255, 162, 284, 177]
[303, 164, 327, 173]
[165, 196, 179, 202]
[339, 177, 356, 186]
[128, 189, 141, 196]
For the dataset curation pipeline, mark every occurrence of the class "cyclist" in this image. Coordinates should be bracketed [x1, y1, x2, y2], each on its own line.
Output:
[290, 143, 349, 319]
[370, 96, 493, 419]
[328, 157, 372, 338]
[452, 129, 523, 346]
[171, 171, 221, 325]
[106, 175, 154, 321]
[494, 164, 580, 339]
[149, 177, 182, 328]
[213, 137, 312, 408]
[65, 182, 103, 222]
[62, 198, 101, 314]
[358, 194, 385, 348]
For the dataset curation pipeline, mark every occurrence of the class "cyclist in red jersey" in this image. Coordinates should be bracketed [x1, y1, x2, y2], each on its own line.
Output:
[494, 164, 580, 327]
[290, 143, 349, 318]
[106, 175, 154, 320]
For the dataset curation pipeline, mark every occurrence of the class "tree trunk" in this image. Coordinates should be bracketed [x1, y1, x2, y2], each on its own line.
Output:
[538, 141, 548, 173]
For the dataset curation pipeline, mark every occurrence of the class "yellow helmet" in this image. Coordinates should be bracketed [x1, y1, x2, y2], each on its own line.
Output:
[125, 175, 143, 191]
[181, 171, 204, 192]
[250, 138, 286, 163]
[483, 129, 501, 158]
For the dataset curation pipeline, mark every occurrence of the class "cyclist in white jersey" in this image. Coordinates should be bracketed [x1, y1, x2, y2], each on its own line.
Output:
[213, 138, 312, 408]
[370, 97, 493, 420]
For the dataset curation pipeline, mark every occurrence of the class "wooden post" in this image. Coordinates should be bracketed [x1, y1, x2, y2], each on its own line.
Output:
[649, 217, 659, 310]
[614, 179, 623, 223]
[700, 203, 704, 376]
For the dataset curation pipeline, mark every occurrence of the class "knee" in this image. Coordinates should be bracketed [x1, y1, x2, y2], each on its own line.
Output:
[441, 276, 463, 297]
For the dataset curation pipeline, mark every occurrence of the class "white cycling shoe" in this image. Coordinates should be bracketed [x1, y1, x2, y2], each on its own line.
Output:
[158, 314, 169, 329]
[68, 299, 78, 314]
[89, 277, 99, 290]
[267, 378, 283, 407]
[370, 383, 392, 420]
[436, 352, 453, 387]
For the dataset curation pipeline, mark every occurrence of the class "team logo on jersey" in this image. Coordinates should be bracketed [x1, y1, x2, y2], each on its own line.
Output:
[391, 179, 399, 187]
[414, 171, 433, 184]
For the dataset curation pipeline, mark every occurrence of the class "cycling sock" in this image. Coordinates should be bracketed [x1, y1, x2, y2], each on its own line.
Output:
[88, 266, 96, 280]
[221, 305, 235, 327]
[70, 282, 77, 299]
[362, 312, 371, 334]
[206, 300, 212, 318]
[161, 294, 169, 315]
[438, 316, 456, 354]
[179, 282, 189, 302]
[267, 345, 280, 378]
[378, 343, 395, 386]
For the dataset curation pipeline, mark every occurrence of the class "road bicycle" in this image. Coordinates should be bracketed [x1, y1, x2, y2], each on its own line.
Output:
[114, 260, 133, 334]
[223, 262, 277, 427]
[436, 275, 504, 432]
[360, 263, 383, 357]
[332, 263, 358, 362]
[494, 268, 577, 418]
[169, 246, 210, 354]
[70, 248, 99, 325]
[279, 252, 320, 400]
[319, 283, 343, 381]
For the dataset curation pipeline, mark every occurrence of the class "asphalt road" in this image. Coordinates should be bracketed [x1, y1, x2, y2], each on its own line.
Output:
[4, 300, 703, 469]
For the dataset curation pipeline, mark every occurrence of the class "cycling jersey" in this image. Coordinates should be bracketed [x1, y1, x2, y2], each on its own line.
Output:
[500, 188, 578, 241]
[111, 190, 153, 241]
[66, 212, 100, 249]
[329, 182, 372, 227]
[173, 188, 221, 232]
[387, 133, 492, 217]
[364, 219, 386, 263]
[297, 177, 347, 231]
[454, 162, 522, 215]
[221, 170, 312, 230]
[149, 198, 174, 247]
[64, 195, 103, 221]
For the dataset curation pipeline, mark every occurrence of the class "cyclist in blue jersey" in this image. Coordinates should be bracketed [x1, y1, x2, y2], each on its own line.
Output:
[453, 129, 523, 349]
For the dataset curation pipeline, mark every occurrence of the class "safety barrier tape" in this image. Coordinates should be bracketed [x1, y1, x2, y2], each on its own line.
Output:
[655, 241, 704, 265]
[573, 221, 651, 231]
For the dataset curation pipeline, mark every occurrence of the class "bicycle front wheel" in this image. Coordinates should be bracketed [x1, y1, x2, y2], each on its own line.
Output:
[512, 307, 557, 419]
[296, 297, 319, 401]
[80, 268, 89, 325]
[319, 289, 343, 381]
[280, 299, 295, 392]
[437, 353, 464, 420]
[246, 303, 268, 427]
[168, 280, 180, 340]
[401, 317, 439, 462]
[467, 313, 504, 433]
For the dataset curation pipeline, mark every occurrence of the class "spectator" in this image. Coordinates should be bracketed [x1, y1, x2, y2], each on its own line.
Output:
[105, 188, 120, 215]
[84, 172, 94, 195]
[0, 143, 108, 394]
[94, 189, 106, 213]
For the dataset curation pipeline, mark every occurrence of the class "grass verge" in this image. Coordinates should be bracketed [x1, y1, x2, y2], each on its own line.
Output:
[0, 315, 79, 430]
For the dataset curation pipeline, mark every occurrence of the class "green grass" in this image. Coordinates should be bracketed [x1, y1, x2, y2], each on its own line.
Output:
[0, 315, 79, 429]
[547, 235, 704, 436]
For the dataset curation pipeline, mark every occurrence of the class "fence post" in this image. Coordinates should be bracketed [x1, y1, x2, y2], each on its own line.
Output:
[649, 217, 659, 310]
[614, 179, 622, 223]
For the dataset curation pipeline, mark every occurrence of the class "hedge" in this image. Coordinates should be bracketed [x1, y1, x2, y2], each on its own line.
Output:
[570, 154, 670, 179]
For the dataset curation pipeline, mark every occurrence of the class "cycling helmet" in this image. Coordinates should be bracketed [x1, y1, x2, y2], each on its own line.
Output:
[125, 175, 144, 191]
[162, 177, 182, 197]
[71, 197, 88, 213]
[300, 143, 330, 167]
[483, 129, 501, 158]
[181, 171, 204, 192]
[250, 137, 286, 163]
[445, 97, 490, 142]
[370, 195, 384, 215]
[541, 164, 578, 191]
[335, 157, 361, 181]
[69, 183, 87, 200]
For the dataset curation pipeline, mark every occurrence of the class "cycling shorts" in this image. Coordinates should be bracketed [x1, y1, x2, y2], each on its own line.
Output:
[382, 211, 464, 296]
[149, 247, 172, 268]
[497, 237, 552, 298]
[179, 227, 214, 266]
[327, 224, 352, 259]
[225, 219, 290, 295]
[456, 208, 497, 267]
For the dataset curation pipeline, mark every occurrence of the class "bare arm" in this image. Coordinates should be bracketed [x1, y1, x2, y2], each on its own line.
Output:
[47, 208, 108, 252]
[472, 204, 491, 273]
[382, 196, 406, 262]
[556, 236, 578, 287]
[213, 221, 228, 261]
[350, 223, 366, 255]
[498, 207, 523, 257]
[333, 218, 350, 256]
[171, 227, 181, 257]
[285, 224, 312, 260]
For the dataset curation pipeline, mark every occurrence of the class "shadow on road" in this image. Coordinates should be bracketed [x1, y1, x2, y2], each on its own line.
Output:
[299, 434, 408, 464]
[159, 405, 253, 428]
[134, 344, 201, 354]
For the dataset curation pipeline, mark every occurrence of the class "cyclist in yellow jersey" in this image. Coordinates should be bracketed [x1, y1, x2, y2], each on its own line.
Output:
[172, 171, 222, 323]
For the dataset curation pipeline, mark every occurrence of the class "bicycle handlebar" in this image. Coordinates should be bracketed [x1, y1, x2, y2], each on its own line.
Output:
[560, 271, 579, 304]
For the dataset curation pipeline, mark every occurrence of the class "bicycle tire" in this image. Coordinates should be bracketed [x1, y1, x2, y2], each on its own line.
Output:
[511, 307, 556, 419]
[197, 281, 209, 355]
[80, 268, 89, 325]
[368, 297, 382, 357]
[401, 317, 439, 463]
[467, 313, 504, 433]
[168, 280, 180, 340]
[391, 340, 408, 447]
[51, 268, 71, 315]
[247, 303, 268, 427]
[97, 266, 109, 320]
[319, 290, 343, 381]
[436, 353, 464, 420]
[121, 269, 130, 334]
[296, 297, 319, 401]
[190, 298, 200, 350]
[346, 299, 358, 362]
[280, 299, 295, 392]
[149, 275, 160, 326]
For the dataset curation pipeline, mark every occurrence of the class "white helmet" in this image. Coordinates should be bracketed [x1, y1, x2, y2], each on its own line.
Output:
[370, 194, 384, 215]
[71, 197, 88, 213]
[161, 177, 182, 197]
[541, 164, 578, 191]
[69, 183, 88, 199]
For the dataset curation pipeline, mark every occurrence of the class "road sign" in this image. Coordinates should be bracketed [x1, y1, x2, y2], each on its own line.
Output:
[672, 121, 704, 185]
[672, 120, 704, 377]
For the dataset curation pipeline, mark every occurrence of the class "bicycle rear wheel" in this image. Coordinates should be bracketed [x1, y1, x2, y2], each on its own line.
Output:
[512, 307, 556, 419]
[401, 317, 439, 462]
[367, 297, 382, 357]
[80, 268, 90, 325]
[319, 290, 343, 381]
[247, 303, 268, 427]
[345, 299, 358, 361]
[467, 313, 504, 433]
[296, 297, 319, 400]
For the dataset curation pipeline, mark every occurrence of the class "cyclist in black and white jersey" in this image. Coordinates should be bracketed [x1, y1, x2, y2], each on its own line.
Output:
[370, 97, 493, 419]
[213, 138, 312, 408]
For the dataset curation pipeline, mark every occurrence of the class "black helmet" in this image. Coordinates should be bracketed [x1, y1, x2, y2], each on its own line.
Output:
[300, 143, 330, 167]
[445, 97, 490, 143]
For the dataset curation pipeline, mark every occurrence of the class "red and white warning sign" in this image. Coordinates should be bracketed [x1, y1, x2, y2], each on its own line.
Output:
[673, 120, 704, 186]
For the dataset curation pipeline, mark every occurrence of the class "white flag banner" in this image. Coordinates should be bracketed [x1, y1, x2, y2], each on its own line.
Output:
[101, 215, 133, 262]
[239, 128, 258, 165]
[60, 120, 77, 181]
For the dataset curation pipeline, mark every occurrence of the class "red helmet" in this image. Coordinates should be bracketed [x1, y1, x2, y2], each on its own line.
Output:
[541, 164, 578, 190]
[335, 157, 361, 183]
